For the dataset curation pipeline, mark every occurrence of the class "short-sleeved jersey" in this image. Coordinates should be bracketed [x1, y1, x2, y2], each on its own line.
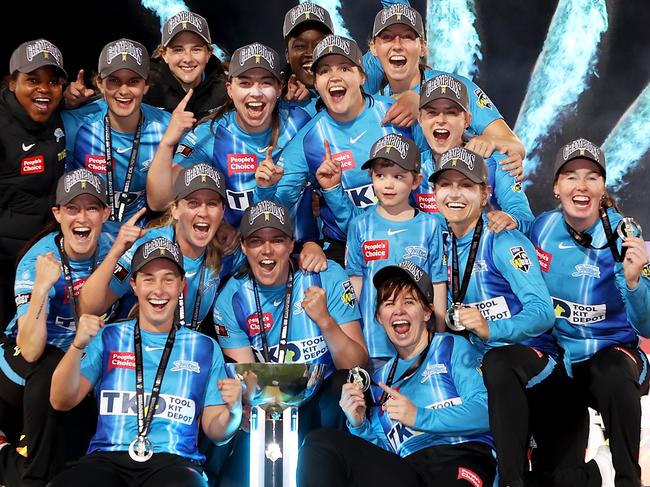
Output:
[66, 103, 171, 236]
[346, 207, 446, 359]
[81, 319, 226, 461]
[172, 107, 317, 241]
[529, 209, 650, 364]
[416, 148, 534, 234]
[214, 260, 361, 377]
[350, 333, 492, 457]
[6, 232, 111, 350]
[109, 225, 243, 327]
[258, 96, 414, 242]
[443, 216, 556, 355]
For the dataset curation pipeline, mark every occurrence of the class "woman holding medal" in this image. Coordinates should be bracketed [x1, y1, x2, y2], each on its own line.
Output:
[298, 262, 495, 487]
[430, 146, 563, 487]
[529, 138, 650, 487]
[0, 169, 110, 487]
[49, 238, 241, 487]
[78, 163, 237, 332]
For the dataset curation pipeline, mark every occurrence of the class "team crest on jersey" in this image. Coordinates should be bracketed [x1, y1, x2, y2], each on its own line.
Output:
[509, 246, 531, 273]
[474, 87, 493, 109]
[642, 263, 650, 280]
[420, 363, 447, 382]
[341, 280, 357, 308]
[472, 260, 488, 273]
[511, 181, 522, 192]
[171, 360, 200, 374]
[403, 246, 427, 261]
[571, 264, 600, 279]
[54, 127, 65, 142]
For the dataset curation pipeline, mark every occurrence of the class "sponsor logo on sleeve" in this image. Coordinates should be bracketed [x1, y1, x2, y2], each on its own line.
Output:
[474, 87, 492, 109]
[227, 153, 258, 175]
[552, 297, 606, 325]
[14, 293, 31, 307]
[113, 262, 130, 282]
[535, 246, 552, 273]
[510, 246, 532, 273]
[175, 144, 193, 157]
[85, 155, 107, 173]
[362, 240, 389, 262]
[21, 155, 45, 175]
[215, 324, 229, 337]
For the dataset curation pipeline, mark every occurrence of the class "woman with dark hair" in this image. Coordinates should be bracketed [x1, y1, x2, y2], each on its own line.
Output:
[529, 138, 650, 487]
[298, 261, 495, 487]
[0, 39, 68, 328]
[0, 169, 110, 487]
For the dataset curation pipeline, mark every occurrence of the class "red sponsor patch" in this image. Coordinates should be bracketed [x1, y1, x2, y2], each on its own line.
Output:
[535, 246, 552, 273]
[331, 150, 355, 171]
[63, 278, 87, 304]
[108, 351, 136, 371]
[415, 193, 438, 212]
[86, 154, 107, 173]
[457, 467, 482, 487]
[176, 144, 193, 157]
[113, 263, 130, 282]
[215, 325, 229, 337]
[21, 155, 45, 175]
[362, 240, 389, 263]
[227, 153, 258, 176]
[246, 312, 273, 336]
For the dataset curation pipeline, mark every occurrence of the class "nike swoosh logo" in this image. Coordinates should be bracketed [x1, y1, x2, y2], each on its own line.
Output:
[185, 271, 197, 278]
[144, 346, 164, 352]
[273, 300, 283, 306]
[349, 131, 367, 144]
[558, 243, 576, 249]
[22, 143, 35, 151]
[116, 147, 132, 154]
[257, 145, 270, 153]
[387, 229, 407, 236]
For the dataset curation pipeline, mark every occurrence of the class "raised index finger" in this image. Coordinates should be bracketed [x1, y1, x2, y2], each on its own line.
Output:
[125, 207, 147, 226]
[323, 139, 332, 161]
[265, 145, 274, 162]
[76, 69, 86, 86]
[175, 88, 194, 113]
[378, 382, 401, 398]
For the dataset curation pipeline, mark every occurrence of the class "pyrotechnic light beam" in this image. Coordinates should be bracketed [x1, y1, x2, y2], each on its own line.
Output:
[300, 0, 351, 38]
[514, 0, 608, 178]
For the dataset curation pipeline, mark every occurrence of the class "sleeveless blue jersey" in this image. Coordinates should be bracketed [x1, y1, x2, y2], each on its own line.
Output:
[6, 232, 111, 350]
[257, 96, 415, 242]
[443, 215, 556, 355]
[81, 319, 226, 461]
[214, 260, 361, 377]
[529, 209, 650, 365]
[109, 225, 244, 326]
[65, 103, 171, 236]
[172, 107, 317, 242]
[350, 333, 493, 456]
[346, 207, 446, 359]
[416, 148, 534, 234]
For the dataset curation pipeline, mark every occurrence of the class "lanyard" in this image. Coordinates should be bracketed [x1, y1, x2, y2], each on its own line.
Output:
[55, 233, 97, 324]
[564, 206, 622, 262]
[252, 267, 294, 363]
[377, 336, 432, 406]
[177, 257, 207, 330]
[451, 217, 483, 305]
[103, 113, 144, 222]
[133, 320, 176, 441]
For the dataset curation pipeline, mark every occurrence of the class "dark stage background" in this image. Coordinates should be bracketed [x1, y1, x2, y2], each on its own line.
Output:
[2, 0, 648, 228]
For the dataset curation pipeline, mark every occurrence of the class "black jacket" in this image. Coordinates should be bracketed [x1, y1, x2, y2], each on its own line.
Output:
[0, 90, 66, 266]
[144, 56, 228, 119]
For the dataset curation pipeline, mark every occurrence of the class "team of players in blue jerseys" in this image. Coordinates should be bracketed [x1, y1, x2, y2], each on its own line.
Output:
[1, 1, 649, 487]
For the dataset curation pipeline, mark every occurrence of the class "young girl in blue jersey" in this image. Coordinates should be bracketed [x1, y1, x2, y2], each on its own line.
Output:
[298, 262, 496, 487]
[78, 164, 235, 332]
[416, 74, 533, 233]
[431, 147, 563, 487]
[49, 238, 241, 487]
[255, 34, 414, 265]
[0, 169, 110, 487]
[529, 139, 650, 487]
[65, 39, 171, 239]
[339, 133, 447, 362]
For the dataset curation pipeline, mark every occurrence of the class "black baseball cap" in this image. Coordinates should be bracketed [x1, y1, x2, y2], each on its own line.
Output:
[10, 39, 67, 78]
[361, 134, 421, 172]
[174, 163, 227, 202]
[372, 4, 425, 38]
[420, 74, 469, 112]
[554, 138, 606, 179]
[55, 169, 107, 206]
[131, 237, 185, 276]
[429, 147, 488, 185]
[228, 43, 282, 81]
[373, 261, 433, 305]
[311, 34, 363, 72]
[240, 201, 294, 239]
[283, 2, 334, 39]
[162, 11, 211, 47]
[98, 38, 150, 80]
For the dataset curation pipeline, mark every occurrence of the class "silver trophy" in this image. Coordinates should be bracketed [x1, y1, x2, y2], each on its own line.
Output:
[617, 217, 643, 241]
[227, 363, 326, 487]
[445, 304, 466, 331]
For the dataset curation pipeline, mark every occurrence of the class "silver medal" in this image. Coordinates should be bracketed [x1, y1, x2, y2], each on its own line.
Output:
[617, 217, 643, 241]
[445, 304, 466, 331]
[128, 436, 154, 462]
[347, 367, 371, 392]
